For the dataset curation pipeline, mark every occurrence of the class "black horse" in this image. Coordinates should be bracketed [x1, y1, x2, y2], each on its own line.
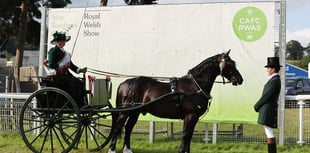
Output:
[108, 50, 243, 153]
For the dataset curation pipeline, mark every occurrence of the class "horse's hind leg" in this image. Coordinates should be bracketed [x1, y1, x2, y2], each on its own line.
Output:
[108, 113, 129, 153]
[123, 112, 139, 153]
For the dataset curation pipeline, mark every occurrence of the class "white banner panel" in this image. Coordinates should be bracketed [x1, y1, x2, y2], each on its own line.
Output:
[48, 2, 275, 123]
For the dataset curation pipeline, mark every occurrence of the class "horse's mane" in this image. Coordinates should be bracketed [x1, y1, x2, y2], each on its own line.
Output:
[189, 54, 220, 76]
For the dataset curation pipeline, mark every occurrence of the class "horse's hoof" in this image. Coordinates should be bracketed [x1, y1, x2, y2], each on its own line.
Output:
[123, 145, 133, 153]
[107, 148, 116, 153]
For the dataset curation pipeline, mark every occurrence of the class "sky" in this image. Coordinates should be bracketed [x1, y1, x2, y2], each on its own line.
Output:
[67, 0, 310, 47]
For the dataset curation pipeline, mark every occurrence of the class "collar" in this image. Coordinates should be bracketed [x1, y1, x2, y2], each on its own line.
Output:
[268, 73, 279, 81]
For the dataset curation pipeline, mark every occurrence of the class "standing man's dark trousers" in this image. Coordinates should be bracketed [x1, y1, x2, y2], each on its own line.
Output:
[53, 72, 86, 108]
[267, 138, 277, 153]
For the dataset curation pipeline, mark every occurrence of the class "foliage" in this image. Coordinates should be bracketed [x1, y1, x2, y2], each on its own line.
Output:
[0, 0, 72, 53]
[0, 50, 14, 60]
[285, 40, 310, 70]
[286, 40, 305, 60]
[0, 0, 20, 38]
[292, 55, 310, 70]
[46, 0, 72, 8]
[305, 43, 310, 55]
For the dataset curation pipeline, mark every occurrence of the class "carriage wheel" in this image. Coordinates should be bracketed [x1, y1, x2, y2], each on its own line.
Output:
[75, 103, 115, 151]
[19, 87, 81, 153]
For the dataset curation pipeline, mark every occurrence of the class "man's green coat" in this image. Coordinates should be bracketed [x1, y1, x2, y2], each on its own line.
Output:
[254, 75, 281, 128]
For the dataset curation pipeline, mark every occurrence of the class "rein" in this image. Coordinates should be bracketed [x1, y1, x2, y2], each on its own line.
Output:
[71, 0, 90, 56]
[87, 68, 172, 81]
[88, 67, 231, 84]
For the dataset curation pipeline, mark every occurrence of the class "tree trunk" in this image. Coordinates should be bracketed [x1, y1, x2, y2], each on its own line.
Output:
[100, 0, 107, 6]
[13, 1, 28, 92]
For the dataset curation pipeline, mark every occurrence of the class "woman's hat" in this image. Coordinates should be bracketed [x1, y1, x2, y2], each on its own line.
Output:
[50, 31, 71, 44]
[264, 57, 282, 68]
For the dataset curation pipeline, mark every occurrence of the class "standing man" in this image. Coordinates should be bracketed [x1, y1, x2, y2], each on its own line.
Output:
[254, 57, 282, 153]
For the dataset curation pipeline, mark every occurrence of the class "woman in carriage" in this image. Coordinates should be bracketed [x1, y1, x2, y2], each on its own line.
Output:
[44, 31, 87, 107]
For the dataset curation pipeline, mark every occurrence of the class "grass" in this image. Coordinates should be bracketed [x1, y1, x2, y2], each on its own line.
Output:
[2, 106, 310, 152]
[2, 132, 310, 153]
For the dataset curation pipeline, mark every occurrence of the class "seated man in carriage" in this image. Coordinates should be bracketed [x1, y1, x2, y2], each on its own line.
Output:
[43, 31, 87, 107]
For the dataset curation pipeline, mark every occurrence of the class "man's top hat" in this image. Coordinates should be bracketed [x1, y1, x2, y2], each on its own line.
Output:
[50, 31, 71, 44]
[264, 57, 282, 68]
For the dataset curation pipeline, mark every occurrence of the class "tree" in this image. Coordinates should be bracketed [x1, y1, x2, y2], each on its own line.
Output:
[286, 40, 304, 60]
[45, 0, 71, 8]
[0, 1, 20, 39]
[0, 0, 42, 52]
[14, 1, 29, 92]
[0, 0, 72, 92]
[294, 55, 310, 70]
[122, 0, 155, 5]
[305, 42, 310, 55]
[100, 0, 107, 6]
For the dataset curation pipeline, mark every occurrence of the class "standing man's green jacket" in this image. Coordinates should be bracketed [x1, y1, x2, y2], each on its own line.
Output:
[254, 75, 281, 128]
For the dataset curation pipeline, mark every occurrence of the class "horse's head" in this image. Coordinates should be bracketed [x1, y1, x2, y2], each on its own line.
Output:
[218, 50, 243, 86]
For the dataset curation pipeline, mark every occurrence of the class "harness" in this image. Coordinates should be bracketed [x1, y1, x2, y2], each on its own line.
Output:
[187, 72, 212, 100]
[168, 74, 212, 117]
[170, 77, 178, 92]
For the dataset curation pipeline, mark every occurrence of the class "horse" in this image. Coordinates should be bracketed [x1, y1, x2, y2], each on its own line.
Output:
[107, 50, 243, 153]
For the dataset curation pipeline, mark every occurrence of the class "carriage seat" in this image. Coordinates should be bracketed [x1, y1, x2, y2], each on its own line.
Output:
[38, 76, 57, 88]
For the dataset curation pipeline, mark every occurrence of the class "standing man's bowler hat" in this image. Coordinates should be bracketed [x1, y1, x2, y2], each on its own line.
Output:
[50, 31, 71, 44]
[264, 57, 282, 68]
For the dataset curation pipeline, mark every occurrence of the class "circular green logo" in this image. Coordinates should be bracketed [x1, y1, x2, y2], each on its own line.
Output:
[232, 7, 267, 42]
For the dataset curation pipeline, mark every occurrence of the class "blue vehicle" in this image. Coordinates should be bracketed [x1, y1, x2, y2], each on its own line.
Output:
[286, 77, 310, 95]
[285, 77, 310, 108]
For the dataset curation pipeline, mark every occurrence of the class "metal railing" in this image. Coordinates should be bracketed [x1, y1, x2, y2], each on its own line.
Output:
[285, 95, 310, 145]
[0, 93, 31, 132]
[1, 92, 310, 145]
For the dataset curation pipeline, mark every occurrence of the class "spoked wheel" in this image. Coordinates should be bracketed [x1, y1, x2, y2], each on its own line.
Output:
[75, 103, 115, 151]
[19, 87, 81, 153]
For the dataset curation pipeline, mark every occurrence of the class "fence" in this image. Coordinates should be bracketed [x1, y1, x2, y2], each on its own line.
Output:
[285, 95, 310, 145]
[0, 93, 30, 132]
[1, 92, 310, 145]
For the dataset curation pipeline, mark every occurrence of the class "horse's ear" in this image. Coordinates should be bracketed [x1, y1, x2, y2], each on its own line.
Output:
[226, 49, 231, 55]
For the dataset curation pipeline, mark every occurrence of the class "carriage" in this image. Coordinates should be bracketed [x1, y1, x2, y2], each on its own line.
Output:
[19, 51, 243, 153]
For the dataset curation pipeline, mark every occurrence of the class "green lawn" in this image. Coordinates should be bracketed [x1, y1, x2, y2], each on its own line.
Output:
[1, 132, 310, 153]
[1, 107, 310, 152]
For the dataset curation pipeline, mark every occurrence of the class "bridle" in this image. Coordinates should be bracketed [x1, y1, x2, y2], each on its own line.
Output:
[186, 53, 232, 100]
[218, 53, 232, 84]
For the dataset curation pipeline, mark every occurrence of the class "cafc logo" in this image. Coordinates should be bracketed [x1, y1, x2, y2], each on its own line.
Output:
[232, 6, 267, 42]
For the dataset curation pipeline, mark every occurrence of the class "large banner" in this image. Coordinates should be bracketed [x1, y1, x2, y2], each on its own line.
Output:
[48, 2, 275, 123]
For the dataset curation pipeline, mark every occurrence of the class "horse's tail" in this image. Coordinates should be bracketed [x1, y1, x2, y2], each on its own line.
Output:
[115, 81, 126, 108]
[116, 78, 135, 107]
[115, 77, 145, 108]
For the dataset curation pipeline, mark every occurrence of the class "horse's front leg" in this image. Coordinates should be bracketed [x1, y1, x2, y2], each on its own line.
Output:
[108, 113, 128, 153]
[178, 114, 199, 153]
[123, 113, 139, 153]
